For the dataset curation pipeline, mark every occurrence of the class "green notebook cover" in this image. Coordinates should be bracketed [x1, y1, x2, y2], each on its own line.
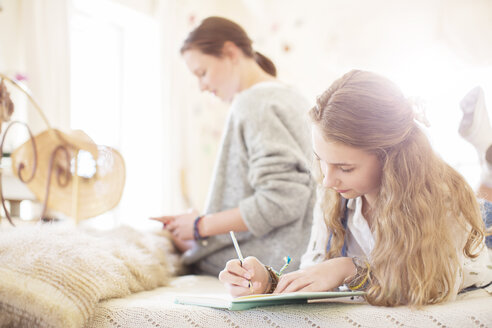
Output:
[174, 291, 365, 311]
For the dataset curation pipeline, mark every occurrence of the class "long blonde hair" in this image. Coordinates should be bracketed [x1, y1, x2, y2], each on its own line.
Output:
[309, 70, 485, 307]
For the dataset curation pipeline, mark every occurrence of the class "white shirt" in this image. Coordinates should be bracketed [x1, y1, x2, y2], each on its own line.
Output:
[300, 194, 372, 267]
[300, 193, 492, 294]
[345, 197, 374, 259]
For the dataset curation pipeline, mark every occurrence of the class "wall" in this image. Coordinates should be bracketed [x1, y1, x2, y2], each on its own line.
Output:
[166, 0, 492, 210]
[0, 0, 26, 141]
[0, 0, 21, 73]
[1, 0, 492, 219]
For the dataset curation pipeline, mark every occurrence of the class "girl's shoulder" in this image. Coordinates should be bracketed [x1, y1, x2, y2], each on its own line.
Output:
[235, 81, 294, 102]
[231, 82, 310, 119]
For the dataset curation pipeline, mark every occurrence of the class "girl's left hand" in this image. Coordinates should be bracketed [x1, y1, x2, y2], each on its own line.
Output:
[150, 209, 199, 241]
[274, 257, 355, 293]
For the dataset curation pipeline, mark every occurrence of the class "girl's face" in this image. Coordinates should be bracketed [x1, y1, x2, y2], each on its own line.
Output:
[312, 125, 383, 205]
[183, 49, 240, 102]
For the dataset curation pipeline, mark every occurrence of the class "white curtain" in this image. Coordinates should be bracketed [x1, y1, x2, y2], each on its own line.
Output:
[19, 0, 71, 134]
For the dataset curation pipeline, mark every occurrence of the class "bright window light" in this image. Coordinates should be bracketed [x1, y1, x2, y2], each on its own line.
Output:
[70, 0, 164, 230]
[387, 44, 492, 188]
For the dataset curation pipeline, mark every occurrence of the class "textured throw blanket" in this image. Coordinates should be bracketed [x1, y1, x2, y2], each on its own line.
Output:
[0, 224, 181, 328]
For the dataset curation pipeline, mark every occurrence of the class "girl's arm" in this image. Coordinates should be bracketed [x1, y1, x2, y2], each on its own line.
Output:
[151, 207, 247, 241]
[299, 188, 329, 269]
[233, 96, 313, 238]
[219, 256, 359, 297]
[199, 207, 248, 237]
[275, 257, 356, 293]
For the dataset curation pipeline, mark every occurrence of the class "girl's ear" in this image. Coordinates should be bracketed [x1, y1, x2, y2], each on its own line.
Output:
[222, 41, 241, 62]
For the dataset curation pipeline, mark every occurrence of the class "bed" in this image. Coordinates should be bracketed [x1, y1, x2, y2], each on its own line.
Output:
[87, 275, 492, 328]
[0, 223, 491, 328]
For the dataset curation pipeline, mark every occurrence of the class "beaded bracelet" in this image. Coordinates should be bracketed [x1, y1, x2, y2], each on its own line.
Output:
[264, 256, 291, 294]
[193, 215, 206, 241]
[265, 266, 279, 294]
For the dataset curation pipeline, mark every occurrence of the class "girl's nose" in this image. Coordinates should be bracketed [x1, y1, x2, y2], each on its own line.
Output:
[199, 80, 207, 92]
[322, 167, 338, 188]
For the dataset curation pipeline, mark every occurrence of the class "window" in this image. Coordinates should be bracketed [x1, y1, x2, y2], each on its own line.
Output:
[70, 0, 165, 229]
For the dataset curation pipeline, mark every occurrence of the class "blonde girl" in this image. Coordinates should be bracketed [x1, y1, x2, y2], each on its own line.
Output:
[219, 70, 492, 307]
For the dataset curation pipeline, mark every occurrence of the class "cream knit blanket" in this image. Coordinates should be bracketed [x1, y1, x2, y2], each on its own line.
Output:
[0, 224, 181, 328]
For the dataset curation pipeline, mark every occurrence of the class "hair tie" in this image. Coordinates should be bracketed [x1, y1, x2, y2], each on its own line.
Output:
[408, 96, 430, 127]
[313, 97, 323, 116]
[413, 111, 430, 127]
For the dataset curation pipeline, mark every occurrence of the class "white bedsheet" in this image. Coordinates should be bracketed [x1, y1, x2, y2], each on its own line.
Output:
[86, 275, 492, 328]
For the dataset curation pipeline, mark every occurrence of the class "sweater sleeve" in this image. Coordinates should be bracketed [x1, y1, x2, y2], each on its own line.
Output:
[300, 188, 328, 269]
[236, 101, 313, 237]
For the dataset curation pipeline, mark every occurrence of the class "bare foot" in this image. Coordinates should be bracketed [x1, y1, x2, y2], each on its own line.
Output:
[459, 87, 488, 136]
[486, 144, 492, 164]
[459, 87, 481, 133]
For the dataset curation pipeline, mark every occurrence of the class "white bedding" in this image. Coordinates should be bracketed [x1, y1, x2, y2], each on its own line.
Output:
[87, 275, 492, 328]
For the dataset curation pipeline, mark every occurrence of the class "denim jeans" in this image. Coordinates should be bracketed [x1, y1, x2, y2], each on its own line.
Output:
[482, 200, 492, 248]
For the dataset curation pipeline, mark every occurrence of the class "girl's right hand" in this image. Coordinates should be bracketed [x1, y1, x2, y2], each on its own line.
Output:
[219, 256, 270, 297]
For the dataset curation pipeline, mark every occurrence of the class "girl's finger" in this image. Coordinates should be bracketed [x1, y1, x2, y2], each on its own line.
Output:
[166, 220, 178, 230]
[280, 278, 311, 293]
[219, 269, 251, 288]
[149, 216, 174, 224]
[294, 283, 318, 293]
[225, 259, 252, 279]
[275, 272, 305, 293]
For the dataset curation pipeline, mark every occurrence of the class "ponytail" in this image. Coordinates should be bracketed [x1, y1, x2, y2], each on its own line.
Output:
[182, 17, 277, 77]
[254, 51, 277, 77]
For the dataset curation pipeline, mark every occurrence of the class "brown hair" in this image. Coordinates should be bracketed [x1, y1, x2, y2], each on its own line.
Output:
[310, 70, 484, 307]
[181, 16, 276, 77]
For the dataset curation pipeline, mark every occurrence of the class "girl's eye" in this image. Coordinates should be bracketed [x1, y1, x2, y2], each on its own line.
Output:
[340, 167, 354, 173]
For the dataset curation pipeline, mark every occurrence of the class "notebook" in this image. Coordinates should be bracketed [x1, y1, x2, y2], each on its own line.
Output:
[174, 290, 365, 311]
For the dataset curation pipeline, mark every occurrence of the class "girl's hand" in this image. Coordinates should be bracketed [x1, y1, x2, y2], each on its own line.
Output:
[150, 209, 199, 241]
[219, 256, 270, 297]
[275, 257, 355, 293]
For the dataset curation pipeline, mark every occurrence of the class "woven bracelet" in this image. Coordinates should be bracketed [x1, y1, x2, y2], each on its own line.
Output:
[346, 257, 370, 291]
[193, 215, 206, 240]
[265, 266, 279, 294]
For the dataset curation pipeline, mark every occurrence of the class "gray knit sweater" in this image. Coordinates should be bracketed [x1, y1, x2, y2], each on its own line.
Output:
[182, 81, 316, 276]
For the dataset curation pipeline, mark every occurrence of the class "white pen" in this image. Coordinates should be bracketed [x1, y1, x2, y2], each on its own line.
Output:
[229, 231, 253, 292]
[230, 231, 244, 261]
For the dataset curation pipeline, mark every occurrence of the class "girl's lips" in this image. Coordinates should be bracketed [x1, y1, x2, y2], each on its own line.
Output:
[335, 189, 350, 193]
